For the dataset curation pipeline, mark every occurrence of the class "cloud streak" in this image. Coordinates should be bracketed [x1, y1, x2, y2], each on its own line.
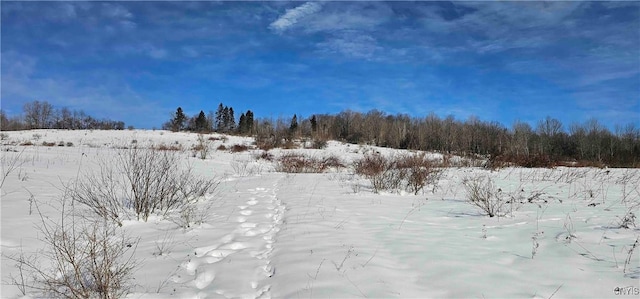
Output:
[269, 2, 322, 33]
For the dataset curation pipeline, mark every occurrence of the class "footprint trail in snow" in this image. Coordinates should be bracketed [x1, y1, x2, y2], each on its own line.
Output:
[174, 175, 285, 298]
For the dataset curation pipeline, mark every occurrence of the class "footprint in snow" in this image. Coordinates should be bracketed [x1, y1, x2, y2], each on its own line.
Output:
[193, 270, 215, 289]
[241, 222, 257, 228]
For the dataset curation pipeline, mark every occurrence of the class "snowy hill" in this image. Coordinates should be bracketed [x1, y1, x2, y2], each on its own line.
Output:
[1, 129, 638, 298]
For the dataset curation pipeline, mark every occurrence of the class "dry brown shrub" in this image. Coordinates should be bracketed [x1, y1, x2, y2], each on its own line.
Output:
[230, 144, 250, 153]
[282, 140, 298, 149]
[354, 153, 441, 194]
[275, 153, 343, 173]
[154, 143, 182, 151]
[254, 150, 274, 162]
[489, 154, 555, 169]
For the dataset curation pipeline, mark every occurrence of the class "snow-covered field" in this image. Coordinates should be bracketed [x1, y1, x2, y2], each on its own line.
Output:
[1, 130, 638, 298]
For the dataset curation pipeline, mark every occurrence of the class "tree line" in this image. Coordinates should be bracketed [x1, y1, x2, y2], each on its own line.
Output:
[167, 105, 639, 167]
[163, 103, 254, 135]
[1, 100, 127, 131]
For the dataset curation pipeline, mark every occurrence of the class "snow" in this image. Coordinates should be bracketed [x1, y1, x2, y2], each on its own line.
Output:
[1, 129, 639, 298]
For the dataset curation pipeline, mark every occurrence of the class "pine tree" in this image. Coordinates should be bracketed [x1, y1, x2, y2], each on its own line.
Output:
[289, 114, 298, 137]
[215, 103, 224, 132]
[195, 110, 207, 132]
[228, 107, 236, 131]
[238, 113, 247, 134]
[221, 107, 229, 133]
[172, 107, 187, 132]
[246, 110, 254, 135]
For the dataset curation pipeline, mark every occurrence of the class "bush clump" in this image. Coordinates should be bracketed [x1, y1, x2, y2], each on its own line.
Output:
[230, 144, 250, 153]
[353, 153, 442, 194]
[72, 147, 218, 225]
[275, 153, 344, 173]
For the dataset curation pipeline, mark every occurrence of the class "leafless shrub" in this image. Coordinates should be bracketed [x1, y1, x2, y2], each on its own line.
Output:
[396, 153, 442, 195]
[42, 141, 56, 147]
[230, 144, 250, 153]
[353, 154, 397, 192]
[275, 153, 343, 173]
[562, 214, 578, 243]
[618, 212, 636, 229]
[624, 238, 639, 274]
[217, 144, 227, 151]
[282, 140, 298, 149]
[192, 134, 211, 160]
[253, 150, 274, 162]
[489, 154, 554, 169]
[230, 158, 263, 177]
[1, 147, 27, 188]
[5, 197, 137, 298]
[171, 195, 218, 229]
[153, 232, 176, 257]
[71, 159, 128, 225]
[275, 153, 318, 173]
[153, 143, 182, 151]
[354, 153, 441, 194]
[462, 175, 505, 217]
[72, 147, 219, 224]
[615, 169, 640, 185]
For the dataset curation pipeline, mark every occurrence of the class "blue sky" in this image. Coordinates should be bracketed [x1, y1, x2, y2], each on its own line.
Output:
[1, 1, 638, 130]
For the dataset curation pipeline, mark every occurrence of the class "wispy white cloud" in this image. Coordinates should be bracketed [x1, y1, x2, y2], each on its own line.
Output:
[301, 2, 391, 33]
[101, 3, 133, 19]
[269, 2, 323, 33]
[113, 43, 169, 59]
[316, 32, 381, 60]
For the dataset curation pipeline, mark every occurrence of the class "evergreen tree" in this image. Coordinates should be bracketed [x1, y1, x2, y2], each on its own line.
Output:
[246, 110, 254, 135]
[195, 110, 207, 132]
[172, 107, 187, 132]
[238, 113, 247, 134]
[228, 107, 236, 131]
[222, 106, 230, 132]
[289, 114, 298, 137]
[215, 103, 224, 132]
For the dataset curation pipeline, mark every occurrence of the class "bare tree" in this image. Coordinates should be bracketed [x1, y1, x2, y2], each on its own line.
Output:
[23, 100, 54, 129]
